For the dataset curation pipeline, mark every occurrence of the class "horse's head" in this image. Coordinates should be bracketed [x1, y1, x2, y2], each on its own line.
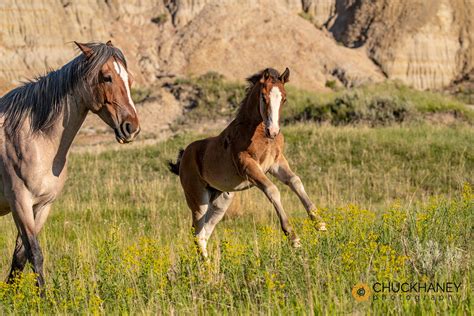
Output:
[75, 41, 140, 144]
[258, 68, 289, 139]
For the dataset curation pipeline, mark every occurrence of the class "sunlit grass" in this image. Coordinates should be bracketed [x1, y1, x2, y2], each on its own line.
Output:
[0, 124, 472, 313]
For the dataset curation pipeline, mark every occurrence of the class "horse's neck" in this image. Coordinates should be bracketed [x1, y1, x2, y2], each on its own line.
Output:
[49, 97, 89, 162]
[231, 84, 263, 135]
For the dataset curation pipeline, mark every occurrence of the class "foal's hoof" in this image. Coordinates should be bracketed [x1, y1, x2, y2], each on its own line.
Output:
[316, 222, 327, 231]
[291, 238, 302, 248]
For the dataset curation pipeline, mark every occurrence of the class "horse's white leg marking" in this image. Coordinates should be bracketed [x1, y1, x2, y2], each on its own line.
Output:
[288, 176, 313, 210]
[113, 61, 137, 113]
[193, 192, 210, 257]
[270, 158, 327, 231]
[195, 204, 209, 257]
[195, 192, 235, 257]
[202, 192, 234, 239]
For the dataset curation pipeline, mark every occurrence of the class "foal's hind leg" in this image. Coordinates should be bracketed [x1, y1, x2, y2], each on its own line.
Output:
[195, 191, 234, 256]
[270, 155, 326, 230]
[182, 182, 234, 257]
[182, 181, 211, 257]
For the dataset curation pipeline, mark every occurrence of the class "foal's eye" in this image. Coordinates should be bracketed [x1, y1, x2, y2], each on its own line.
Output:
[103, 75, 112, 83]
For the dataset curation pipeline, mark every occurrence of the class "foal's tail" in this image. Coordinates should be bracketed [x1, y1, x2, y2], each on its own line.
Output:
[168, 148, 184, 176]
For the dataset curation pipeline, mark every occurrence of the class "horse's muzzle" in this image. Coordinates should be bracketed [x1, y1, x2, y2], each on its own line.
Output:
[115, 123, 140, 144]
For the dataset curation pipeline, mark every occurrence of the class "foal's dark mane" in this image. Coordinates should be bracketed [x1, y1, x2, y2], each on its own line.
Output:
[236, 68, 280, 118]
[0, 42, 127, 136]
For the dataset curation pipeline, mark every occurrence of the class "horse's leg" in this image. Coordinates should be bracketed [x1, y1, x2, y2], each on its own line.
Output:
[243, 159, 300, 247]
[9, 198, 46, 289]
[270, 155, 327, 231]
[198, 191, 234, 252]
[7, 202, 52, 284]
[6, 233, 26, 283]
[34, 203, 52, 234]
[182, 180, 211, 257]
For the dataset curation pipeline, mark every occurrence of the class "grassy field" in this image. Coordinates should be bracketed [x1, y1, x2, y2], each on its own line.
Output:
[0, 123, 472, 314]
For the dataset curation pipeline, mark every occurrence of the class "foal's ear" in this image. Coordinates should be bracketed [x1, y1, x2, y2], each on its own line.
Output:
[260, 69, 271, 83]
[74, 41, 93, 58]
[280, 67, 290, 84]
[106, 40, 114, 47]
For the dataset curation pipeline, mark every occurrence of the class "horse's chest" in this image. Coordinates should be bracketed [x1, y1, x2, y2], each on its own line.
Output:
[258, 149, 278, 173]
[21, 160, 68, 200]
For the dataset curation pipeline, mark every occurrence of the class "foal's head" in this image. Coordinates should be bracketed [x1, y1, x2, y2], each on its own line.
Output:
[75, 41, 140, 143]
[258, 68, 290, 139]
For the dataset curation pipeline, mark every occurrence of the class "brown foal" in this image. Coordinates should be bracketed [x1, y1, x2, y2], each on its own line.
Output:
[169, 68, 326, 257]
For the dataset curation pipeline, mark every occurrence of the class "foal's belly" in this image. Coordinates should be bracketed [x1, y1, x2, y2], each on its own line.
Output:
[202, 154, 254, 192]
[207, 175, 254, 192]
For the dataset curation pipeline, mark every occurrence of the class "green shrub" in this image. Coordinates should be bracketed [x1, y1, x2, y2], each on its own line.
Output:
[169, 74, 473, 125]
[151, 14, 168, 25]
[325, 80, 337, 90]
[131, 87, 151, 104]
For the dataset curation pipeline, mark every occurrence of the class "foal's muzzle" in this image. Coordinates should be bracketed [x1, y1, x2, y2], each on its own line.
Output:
[265, 126, 280, 139]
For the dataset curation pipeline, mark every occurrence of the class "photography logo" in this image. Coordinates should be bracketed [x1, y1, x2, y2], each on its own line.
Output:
[352, 283, 371, 302]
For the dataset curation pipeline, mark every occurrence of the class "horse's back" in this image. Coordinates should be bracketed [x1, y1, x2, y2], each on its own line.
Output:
[181, 135, 252, 192]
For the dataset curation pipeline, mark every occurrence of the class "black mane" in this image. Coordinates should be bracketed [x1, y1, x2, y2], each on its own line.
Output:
[235, 68, 281, 118]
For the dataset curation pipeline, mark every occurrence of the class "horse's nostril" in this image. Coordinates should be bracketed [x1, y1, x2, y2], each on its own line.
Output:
[124, 122, 132, 135]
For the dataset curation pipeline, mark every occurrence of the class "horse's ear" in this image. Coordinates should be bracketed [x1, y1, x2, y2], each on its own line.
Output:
[280, 67, 290, 84]
[106, 40, 113, 47]
[74, 41, 93, 58]
[260, 69, 270, 83]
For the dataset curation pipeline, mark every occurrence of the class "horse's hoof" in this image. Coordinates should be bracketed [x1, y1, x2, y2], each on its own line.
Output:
[316, 222, 327, 231]
[291, 238, 302, 248]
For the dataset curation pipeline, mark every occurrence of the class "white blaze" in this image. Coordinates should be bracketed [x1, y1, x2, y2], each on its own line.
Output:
[113, 61, 137, 112]
[268, 86, 282, 130]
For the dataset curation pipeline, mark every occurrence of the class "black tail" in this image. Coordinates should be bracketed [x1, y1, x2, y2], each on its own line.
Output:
[168, 148, 184, 176]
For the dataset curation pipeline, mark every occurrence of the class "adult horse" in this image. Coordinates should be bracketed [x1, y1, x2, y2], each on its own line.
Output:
[168, 68, 326, 257]
[0, 41, 140, 287]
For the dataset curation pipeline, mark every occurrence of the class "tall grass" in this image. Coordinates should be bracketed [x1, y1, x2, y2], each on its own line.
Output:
[0, 124, 472, 314]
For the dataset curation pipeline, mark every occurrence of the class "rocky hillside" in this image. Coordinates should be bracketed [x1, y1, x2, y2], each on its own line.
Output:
[1, 0, 472, 94]
[326, 0, 473, 90]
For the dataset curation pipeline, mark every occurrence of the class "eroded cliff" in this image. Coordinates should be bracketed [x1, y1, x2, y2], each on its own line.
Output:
[0, 0, 472, 93]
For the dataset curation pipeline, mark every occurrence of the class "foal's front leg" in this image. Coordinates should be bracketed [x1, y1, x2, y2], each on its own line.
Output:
[243, 158, 301, 247]
[270, 155, 327, 231]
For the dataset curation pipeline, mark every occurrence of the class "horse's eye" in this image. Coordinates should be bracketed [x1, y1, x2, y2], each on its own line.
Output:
[103, 75, 112, 83]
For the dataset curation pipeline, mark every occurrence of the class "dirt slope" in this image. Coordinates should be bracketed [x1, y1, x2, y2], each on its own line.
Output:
[156, 1, 383, 91]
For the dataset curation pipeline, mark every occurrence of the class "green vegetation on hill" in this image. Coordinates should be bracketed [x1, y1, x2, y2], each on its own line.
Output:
[0, 124, 472, 314]
[170, 73, 473, 125]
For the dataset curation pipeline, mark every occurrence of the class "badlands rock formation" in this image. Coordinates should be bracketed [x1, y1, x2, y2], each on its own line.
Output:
[0, 0, 472, 94]
[156, 1, 383, 91]
[325, 0, 473, 90]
